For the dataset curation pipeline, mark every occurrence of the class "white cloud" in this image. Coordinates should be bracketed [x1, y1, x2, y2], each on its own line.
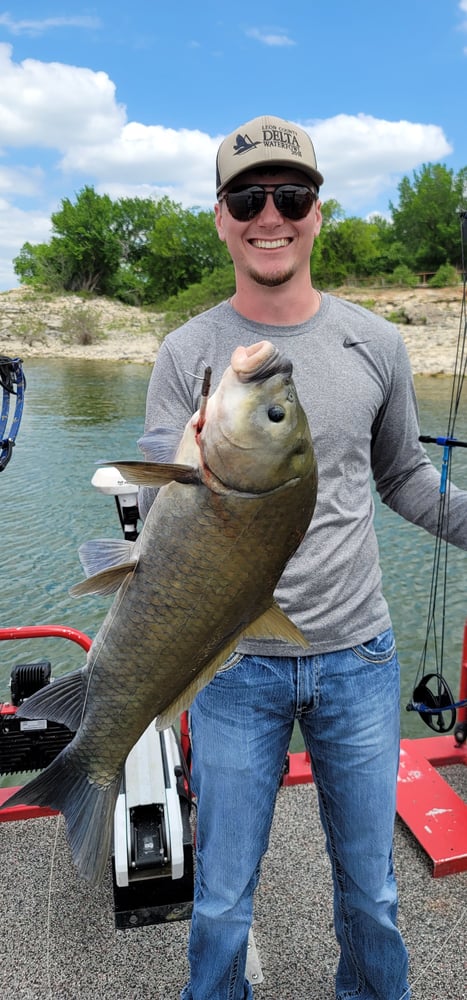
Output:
[60, 121, 221, 203]
[0, 12, 101, 35]
[306, 113, 453, 208]
[245, 27, 295, 47]
[0, 164, 44, 197]
[0, 44, 125, 150]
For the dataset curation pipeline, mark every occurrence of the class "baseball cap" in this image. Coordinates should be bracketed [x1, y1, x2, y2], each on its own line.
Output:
[216, 115, 324, 196]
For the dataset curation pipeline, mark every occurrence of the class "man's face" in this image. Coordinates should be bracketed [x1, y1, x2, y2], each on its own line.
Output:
[214, 168, 322, 289]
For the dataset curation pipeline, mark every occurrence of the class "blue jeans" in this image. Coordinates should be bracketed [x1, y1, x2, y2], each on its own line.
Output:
[180, 630, 410, 1000]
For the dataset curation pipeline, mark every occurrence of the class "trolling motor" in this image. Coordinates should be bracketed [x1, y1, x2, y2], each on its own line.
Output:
[0, 356, 26, 471]
[91, 465, 139, 540]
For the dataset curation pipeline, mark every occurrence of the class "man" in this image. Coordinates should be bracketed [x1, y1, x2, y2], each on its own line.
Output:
[140, 115, 467, 1000]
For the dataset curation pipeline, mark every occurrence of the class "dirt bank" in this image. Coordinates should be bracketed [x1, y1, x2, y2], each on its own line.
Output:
[0, 284, 464, 375]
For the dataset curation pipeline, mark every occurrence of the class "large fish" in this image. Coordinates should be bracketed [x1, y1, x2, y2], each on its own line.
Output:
[1, 340, 317, 886]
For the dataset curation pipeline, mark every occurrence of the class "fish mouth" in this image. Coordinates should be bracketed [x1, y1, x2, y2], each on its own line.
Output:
[232, 341, 293, 384]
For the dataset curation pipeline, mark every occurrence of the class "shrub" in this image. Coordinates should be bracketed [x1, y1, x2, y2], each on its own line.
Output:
[386, 308, 412, 325]
[387, 265, 419, 287]
[60, 305, 105, 345]
[428, 263, 460, 287]
[161, 265, 236, 333]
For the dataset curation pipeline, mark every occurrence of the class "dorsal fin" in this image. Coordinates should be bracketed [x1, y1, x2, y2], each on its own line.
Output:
[242, 602, 308, 646]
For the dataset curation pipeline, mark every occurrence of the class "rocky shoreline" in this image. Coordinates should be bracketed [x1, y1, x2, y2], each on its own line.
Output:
[1, 284, 465, 375]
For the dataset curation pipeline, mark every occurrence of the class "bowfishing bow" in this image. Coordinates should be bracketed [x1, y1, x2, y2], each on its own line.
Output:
[0, 356, 26, 471]
[406, 211, 467, 741]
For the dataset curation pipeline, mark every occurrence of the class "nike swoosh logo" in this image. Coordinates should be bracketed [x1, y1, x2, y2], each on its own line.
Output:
[343, 337, 371, 348]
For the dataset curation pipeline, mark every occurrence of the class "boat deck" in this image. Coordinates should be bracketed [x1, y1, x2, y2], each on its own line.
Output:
[1, 767, 466, 1000]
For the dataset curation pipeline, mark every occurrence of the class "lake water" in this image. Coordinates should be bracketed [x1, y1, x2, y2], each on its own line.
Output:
[1, 358, 466, 780]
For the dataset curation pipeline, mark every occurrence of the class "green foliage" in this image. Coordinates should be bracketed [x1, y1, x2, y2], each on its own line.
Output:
[161, 265, 236, 332]
[390, 164, 467, 271]
[143, 204, 231, 304]
[386, 308, 412, 325]
[13, 241, 68, 291]
[312, 207, 397, 287]
[428, 263, 460, 287]
[13, 187, 230, 307]
[387, 265, 419, 287]
[12, 163, 467, 305]
[50, 186, 121, 294]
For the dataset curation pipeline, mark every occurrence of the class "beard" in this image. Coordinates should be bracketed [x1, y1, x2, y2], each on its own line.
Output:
[247, 264, 296, 287]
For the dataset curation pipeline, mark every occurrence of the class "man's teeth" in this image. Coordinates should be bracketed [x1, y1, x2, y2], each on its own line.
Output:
[250, 238, 290, 249]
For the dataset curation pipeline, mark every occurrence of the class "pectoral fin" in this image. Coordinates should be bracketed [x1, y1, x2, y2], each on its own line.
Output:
[100, 460, 199, 487]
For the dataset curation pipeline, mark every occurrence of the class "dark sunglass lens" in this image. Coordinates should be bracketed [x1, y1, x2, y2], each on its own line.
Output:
[226, 187, 266, 221]
[274, 186, 314, 219]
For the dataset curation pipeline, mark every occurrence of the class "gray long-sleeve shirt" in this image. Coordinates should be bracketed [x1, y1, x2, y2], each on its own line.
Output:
[140, 294, 467, 656]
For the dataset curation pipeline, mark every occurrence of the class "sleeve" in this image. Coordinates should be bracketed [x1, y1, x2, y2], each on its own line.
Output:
[138, 338, 195, 520]
[371, 336, 467, 551]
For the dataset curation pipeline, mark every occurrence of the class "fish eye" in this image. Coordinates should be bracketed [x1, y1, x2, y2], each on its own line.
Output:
[268, 405, 286, 423]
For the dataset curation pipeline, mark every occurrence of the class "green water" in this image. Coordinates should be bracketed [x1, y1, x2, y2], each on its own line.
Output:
[0, 359, 466, 776]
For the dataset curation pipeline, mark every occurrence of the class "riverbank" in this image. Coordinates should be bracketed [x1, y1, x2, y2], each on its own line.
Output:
[1, 285, 465, 375]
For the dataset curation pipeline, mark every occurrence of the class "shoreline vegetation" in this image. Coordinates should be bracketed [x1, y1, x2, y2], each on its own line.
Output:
[1, 284, 465, 376]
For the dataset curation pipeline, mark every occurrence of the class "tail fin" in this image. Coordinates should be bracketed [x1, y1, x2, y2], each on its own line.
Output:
[2, 746, 121, 887]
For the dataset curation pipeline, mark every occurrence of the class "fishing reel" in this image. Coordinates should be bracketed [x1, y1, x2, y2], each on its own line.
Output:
[406, 672, 457, 734]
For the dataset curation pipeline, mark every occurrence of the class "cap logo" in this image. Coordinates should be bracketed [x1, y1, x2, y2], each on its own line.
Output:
[263, 126, 302, 159]
[232, 125, 304, 162]
[233, 132, 261, 156]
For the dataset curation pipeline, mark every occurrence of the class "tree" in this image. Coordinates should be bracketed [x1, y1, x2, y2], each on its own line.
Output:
[14, 187, 123, 294]
[390, 164, 467, 272]
[14, 188, 231, 304]
[312, 205, 388, 286]
[142, 202, 230, 303]
[49, 186, 121, 293]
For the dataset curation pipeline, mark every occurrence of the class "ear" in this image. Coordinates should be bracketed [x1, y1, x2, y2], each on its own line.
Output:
[214, 202, 226, 242]
[313, 200, 323, 238]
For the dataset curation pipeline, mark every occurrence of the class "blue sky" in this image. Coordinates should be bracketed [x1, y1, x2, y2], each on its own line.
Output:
[0, 1, 466, 289]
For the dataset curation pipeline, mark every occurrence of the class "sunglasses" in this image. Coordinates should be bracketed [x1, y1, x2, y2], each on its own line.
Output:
[220, 184, 317, 222]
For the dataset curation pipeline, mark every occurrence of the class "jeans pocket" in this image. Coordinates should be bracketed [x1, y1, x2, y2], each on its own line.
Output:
[352, 627, 396, 664]
[215, 651, 244, 675]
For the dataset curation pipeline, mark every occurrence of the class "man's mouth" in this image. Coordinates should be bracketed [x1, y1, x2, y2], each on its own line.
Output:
[248, 238, 292, 250]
